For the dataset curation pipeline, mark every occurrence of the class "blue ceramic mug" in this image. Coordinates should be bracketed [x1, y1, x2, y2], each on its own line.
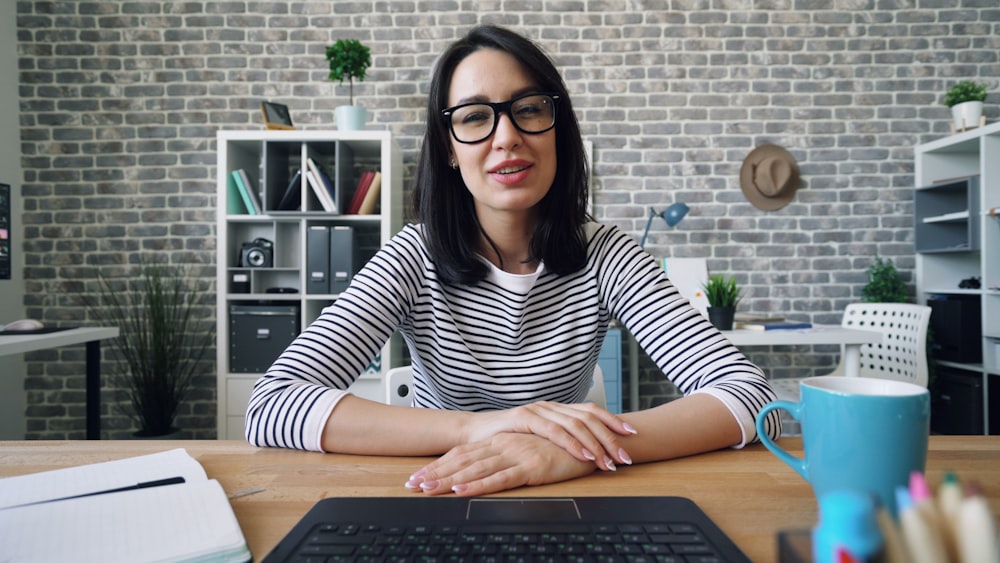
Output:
[755, 376, 930, 515]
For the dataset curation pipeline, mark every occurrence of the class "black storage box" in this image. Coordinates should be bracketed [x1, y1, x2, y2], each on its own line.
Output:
[928, 294, 981, 363]
[931, 366, 983, 435]
[229, 304, 300, 373]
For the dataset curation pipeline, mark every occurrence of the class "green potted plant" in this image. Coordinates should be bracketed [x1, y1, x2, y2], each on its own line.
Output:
[861, 256, 909, 303]
[702, 274, 742, 330]
[325, 39, 372, 131]
[87, 259, 214, 437]
[943, 80, 988, 132]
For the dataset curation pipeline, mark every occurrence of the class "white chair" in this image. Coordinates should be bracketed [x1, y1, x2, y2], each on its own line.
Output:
[383, 365, 607, 408]
[771, 302, 932, 434]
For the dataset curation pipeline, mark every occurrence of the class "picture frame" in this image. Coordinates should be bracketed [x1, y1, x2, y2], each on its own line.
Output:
[260, 101, 294, 130]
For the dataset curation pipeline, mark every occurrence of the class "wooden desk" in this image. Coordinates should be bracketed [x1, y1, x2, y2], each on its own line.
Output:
[0, 327, 119, 439]
[0, 437, 996, 562]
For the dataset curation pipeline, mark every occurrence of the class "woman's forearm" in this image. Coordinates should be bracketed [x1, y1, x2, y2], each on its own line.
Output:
[617, 393, 744, 464]
[320, 394, 476, 456]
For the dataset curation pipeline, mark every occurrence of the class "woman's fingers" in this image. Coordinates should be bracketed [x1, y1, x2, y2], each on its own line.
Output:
[406, 433, 597, 496]
[510, 402, 636, 470]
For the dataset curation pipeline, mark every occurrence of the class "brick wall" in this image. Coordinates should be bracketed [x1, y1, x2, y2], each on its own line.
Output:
[15, 2, 1000, 438]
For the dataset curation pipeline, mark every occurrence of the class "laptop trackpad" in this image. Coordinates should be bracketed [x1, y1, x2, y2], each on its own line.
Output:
[467, 498, 581, 522]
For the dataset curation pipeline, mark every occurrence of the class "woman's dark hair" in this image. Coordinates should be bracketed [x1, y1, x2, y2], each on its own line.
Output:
[410, 24, 590, 285]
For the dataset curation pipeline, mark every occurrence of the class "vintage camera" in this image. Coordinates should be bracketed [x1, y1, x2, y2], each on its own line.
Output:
[240, 237, 274, 268]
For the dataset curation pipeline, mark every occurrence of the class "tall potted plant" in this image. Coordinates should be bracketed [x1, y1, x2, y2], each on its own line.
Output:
[943, 80, 988, 132]
[702, 274, 742, 330]
[326, 38, 371, 131]
[87, 260, 213, 437]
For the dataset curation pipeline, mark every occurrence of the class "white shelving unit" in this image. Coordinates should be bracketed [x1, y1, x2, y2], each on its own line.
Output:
[215, 130, 403, 439]
[914, 121, 1000, 435]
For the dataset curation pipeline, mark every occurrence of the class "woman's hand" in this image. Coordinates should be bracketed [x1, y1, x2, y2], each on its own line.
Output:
[405, 432, 599, 496]
[463, 401, 637, 471]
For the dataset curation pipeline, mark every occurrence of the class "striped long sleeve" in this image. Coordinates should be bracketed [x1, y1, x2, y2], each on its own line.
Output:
[245, 222, 780, 451]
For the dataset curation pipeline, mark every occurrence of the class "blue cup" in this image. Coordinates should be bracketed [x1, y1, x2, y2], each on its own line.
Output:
[755, 376, 930, 515]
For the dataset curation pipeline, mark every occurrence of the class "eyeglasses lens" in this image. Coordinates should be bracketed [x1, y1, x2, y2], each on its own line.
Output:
[449, 95, 556, 143]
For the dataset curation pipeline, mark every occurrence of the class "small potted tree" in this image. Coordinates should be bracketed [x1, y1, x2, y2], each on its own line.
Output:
[326, 39, 371, 131]
[702, 274, 742, 330]
[943, 80, 988, 133]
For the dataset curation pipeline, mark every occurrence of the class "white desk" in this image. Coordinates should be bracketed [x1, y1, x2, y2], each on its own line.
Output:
[625, 325, 882, 411]
[722, 324, 883, 378]
[0, 327, 119, 439]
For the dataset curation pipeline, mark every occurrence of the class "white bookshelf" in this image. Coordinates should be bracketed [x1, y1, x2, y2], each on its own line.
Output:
[215, 130, 403, 439]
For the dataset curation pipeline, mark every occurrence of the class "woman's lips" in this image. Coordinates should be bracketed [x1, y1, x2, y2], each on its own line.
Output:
[489, 161, 532, 185]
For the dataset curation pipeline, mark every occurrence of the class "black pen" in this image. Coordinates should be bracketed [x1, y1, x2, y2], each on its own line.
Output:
[6, 476, 187, 509]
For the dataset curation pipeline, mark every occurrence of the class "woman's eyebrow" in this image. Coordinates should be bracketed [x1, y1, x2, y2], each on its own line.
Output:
[452, 87, 541, 106]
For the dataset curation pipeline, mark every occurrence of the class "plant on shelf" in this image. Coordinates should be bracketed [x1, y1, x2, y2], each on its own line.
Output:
[943, 80, 988, 132]
[86, 259, 214, 437]
[702, 274, 742, 330]
[943, 80, 988, 108]
[861, 256, 909, 303]
[325, 38, 371, 131]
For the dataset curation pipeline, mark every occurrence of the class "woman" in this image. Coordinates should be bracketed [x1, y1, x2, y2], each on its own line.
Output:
[246, 24, 780, 496]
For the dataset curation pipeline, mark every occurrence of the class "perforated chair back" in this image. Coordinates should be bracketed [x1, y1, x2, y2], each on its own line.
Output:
[836, 302, 931, 387]
[382, 365, 608, 407]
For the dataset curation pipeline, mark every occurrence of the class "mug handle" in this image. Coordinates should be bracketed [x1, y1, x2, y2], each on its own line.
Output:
[755, 400, 808, 481]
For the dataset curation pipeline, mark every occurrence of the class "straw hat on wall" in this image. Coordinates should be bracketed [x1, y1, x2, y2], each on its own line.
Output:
[739, 144, 800, 211]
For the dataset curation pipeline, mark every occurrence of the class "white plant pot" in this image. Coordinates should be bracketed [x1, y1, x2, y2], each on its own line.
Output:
[951, 101, 983, 132]
[335, 105, 367, 131]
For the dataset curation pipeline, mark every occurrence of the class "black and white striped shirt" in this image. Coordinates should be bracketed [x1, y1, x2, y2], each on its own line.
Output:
[245, 222, 779, 451]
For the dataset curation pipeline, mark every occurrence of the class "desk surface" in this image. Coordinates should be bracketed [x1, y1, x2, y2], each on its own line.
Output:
[0, 326, 119, 355]
[722, 324, 882, 347]
[1, 437, 996, 562]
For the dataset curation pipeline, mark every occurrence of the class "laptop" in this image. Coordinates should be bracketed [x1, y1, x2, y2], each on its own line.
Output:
[262, 496, 751, 562]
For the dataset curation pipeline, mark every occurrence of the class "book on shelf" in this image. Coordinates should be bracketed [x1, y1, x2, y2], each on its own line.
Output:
[275, 168, 302, 211]
[306, 169, 338, 213]
[227, 173, 248, 214]
[306, 157, 338, 213]
[0, 448, 251, 563]
[346, 170, 375, 215]
[735, 321, 813, 331]
[231, 169, 261, 215]
[357, 171, 382, 215]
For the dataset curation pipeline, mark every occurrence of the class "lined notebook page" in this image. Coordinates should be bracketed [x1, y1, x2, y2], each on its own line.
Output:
[0, 479, 250, 562]
[0, 448, 207, 509]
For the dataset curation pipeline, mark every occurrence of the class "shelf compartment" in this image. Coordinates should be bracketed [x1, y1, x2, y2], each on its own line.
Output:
[914, 175, 980, 253]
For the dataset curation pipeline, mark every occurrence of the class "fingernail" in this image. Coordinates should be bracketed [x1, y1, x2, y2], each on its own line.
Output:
[582, 448, 596, 461]
[419, 480, 440, 490]
[604, 457, 616, 472]
[623, 422, 638, 434]
[618, 448, 632, 465]
[452, 484, 469, 494]
[404, 479, 421, 489]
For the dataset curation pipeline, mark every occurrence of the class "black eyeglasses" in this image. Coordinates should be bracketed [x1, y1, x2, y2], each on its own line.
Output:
[442, 93, 559, 144]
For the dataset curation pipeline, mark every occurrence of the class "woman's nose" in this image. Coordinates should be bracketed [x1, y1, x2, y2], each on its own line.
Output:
[491, 111, 523, 149]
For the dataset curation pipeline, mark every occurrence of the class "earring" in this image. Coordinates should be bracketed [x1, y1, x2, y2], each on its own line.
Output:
[449, 158, 458, 169]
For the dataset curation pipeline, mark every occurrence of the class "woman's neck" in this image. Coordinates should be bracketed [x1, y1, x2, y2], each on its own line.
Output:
[476, 210, 539, 274]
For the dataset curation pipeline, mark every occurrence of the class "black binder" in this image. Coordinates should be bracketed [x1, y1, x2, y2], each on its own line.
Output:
[306, 225, 330, 294]
[329, 225, 354, 294]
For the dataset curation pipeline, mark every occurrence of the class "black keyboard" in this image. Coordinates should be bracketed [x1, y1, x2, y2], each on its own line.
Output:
[288, 521, 727, 562]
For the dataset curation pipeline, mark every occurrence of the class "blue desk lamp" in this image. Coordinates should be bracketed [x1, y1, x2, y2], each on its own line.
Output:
[639, 202, 689, 248]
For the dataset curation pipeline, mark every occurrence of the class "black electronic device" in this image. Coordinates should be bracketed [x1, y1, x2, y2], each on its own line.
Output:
[239, 237, 274, 268]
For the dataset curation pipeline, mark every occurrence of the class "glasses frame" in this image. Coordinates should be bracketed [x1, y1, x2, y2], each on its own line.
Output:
[442, 92, 560, 144]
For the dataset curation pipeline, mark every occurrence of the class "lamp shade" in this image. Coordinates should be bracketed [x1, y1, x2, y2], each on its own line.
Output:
[639, 202, 689, 248]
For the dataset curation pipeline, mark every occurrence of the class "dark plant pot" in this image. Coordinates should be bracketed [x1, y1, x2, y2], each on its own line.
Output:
[133, 427, 182, 440]
[707, 306, 736, 331]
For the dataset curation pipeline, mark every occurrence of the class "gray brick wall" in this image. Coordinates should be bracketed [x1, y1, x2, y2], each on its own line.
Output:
[15, 2, 1000, 437]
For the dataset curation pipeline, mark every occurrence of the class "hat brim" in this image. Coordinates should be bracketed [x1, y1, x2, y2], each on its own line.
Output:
[740, 145, 800, 211]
